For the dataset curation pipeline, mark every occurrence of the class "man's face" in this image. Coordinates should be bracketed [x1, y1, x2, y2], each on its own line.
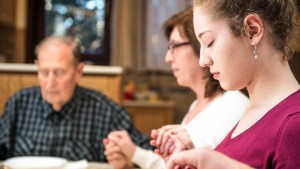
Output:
[36, 42, 83, 111]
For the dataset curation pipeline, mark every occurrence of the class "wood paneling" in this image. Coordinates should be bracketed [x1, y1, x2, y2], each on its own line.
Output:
[0, 0, 27, 63]
[0, 1, 16, 26]
[124, 101, 175, 136]
[0, 72, 122, 116]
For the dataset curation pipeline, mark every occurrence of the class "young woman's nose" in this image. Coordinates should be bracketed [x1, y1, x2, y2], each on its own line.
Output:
[199, 48, 212, 67]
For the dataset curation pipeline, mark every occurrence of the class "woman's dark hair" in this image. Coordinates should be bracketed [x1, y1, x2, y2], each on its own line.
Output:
[163, 7, 224, 98]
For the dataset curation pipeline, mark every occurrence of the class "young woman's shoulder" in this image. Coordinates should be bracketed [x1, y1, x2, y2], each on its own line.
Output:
[277, 89, 300, 116]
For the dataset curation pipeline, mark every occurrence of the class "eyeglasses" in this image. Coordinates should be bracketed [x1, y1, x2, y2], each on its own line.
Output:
[167, 41, 191, 54]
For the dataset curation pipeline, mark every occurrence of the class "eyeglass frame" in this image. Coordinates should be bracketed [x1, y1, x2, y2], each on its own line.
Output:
[167, 41, 191, 54]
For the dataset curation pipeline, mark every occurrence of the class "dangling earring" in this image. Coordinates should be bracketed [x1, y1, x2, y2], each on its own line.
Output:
[253, 44, 258, 59]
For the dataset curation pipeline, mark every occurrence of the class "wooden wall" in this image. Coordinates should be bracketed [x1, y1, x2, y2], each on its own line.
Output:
[0, 0, 27, 63]
[0, 70, 122, 116]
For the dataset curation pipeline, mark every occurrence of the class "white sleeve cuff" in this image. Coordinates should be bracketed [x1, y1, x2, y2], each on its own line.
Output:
[132, 146, 165, 169]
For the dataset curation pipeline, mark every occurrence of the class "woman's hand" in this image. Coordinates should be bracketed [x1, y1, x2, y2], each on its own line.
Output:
[166, 148, 254, 169]
[107, 130, 136, 159]
[150, 125, 195, 160]
[103, 138, 132, 169]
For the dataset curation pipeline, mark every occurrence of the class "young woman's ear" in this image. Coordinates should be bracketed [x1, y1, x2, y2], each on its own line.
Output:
[243, 14, 264, 45]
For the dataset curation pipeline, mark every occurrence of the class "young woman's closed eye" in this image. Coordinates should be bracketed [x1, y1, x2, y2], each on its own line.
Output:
[207, 41, 214, 48]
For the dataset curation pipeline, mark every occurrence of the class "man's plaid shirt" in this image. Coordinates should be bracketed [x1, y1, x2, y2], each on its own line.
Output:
[0, 85, 152, 161]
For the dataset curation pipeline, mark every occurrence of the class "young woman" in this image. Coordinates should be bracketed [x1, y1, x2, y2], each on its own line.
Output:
[104, 7, 249, 169]
[167, 0, 300, 169]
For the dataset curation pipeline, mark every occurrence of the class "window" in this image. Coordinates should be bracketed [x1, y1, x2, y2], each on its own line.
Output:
[26, 0, 112, 65]
[145, 0, 191, 70]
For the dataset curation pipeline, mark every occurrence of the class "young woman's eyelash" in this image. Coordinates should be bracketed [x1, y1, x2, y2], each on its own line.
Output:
[207, 41, 214, 48]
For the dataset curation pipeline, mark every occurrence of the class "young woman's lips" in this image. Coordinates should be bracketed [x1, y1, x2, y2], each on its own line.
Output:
[212, 72, 219, 80]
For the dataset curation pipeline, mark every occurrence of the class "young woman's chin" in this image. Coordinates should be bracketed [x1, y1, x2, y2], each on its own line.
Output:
[220, 81, 245, 91]
[176, 78, 187, 87]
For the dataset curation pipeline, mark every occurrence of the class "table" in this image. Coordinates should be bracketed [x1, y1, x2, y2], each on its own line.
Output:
[0, 161, 114, 169]
[88, 162, 114, 169]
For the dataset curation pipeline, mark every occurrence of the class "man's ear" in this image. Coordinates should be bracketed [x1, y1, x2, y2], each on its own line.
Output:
[75, 62, 84, 82]
[34, 59, 39, 67]
[76, 62, 84, 75]
[243, 14, 264, 45]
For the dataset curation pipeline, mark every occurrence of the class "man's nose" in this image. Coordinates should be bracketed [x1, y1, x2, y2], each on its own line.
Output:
[46, 72, 57, 87]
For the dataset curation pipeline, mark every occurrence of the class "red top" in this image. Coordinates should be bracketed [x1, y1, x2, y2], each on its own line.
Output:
[216, 89, 300, 169]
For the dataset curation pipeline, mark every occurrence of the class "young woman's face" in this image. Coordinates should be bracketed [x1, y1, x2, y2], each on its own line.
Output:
[193, 6, 256, 91]
[165, 26, 209, 88]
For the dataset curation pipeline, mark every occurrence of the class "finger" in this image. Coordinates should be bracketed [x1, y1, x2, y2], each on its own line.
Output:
[151, 129, 159, 139]
[103, 138, 109, 145]
[169, 144, 176, 154]
[104, 140, 115, 150]
[160, 129, 174, 154]
[108, 134, 125, 147]
[160, 124, 179, 131]
[154, 148, 163, 157]
[166, 134, 184, 155]
[156, 125, 176, 145]
[167, 160, 185, 169]
[169, 126, 194, 151]
[184, 165, 196, 169]
[156, 129, 165, 146]
[105, 141, 117, 149]
[166, 150, 199, 169]
[108, 131, 133, 148]
[150, 139, 158, 147]
[106, 152, 124, 161]
[173, 141, 187, 154]
[176, 132, 194, 150]
[166, 159, 177, 169]
[105, 144, 122, 156]
[108, 130, 126, 137]
[175, 165, 183, 169]
[109, 130, 129, 139]
[163, 139, 174, 156]
[157, 131, 167, 153]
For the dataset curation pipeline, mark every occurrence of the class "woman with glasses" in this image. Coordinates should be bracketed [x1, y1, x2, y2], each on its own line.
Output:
[103, 7, 249, 169]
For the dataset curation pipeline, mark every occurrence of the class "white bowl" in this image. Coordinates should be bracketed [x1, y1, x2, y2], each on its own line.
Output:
[3, 156, 68, 169]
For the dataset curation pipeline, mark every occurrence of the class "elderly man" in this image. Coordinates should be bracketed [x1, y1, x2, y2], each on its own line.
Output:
[0, 36, 152, 161]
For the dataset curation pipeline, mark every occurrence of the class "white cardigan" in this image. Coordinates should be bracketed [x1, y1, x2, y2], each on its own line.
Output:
[183, 90, 249, 149]
[131, 90, 249, 169]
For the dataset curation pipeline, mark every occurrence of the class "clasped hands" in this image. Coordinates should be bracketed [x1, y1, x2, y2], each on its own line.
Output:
[103, 125, 195, 169]
[150, 124, 195, 161]
[103, 130, 135, 169]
